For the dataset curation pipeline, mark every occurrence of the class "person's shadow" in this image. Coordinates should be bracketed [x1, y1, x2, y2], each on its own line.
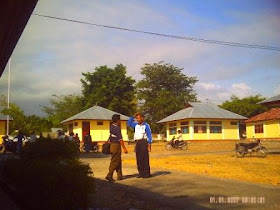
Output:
[124, 171, 171, 179]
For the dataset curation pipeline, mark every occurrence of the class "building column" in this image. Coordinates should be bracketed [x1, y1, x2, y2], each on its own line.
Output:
[207, 121, 210, 140]
[263, 123, 267, 138]
[222, 121, 225, 140]
[166, 123, 170, 141]
[190, 120, 194, 140]
[237, 121, 240, 139]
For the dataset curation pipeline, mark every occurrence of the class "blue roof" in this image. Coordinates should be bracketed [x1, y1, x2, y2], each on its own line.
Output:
[158, 102, 247, 123]
[61, 105, 129, 123]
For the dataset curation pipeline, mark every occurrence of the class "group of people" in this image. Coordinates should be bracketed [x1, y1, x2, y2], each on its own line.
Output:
[106, 113, 153, 182]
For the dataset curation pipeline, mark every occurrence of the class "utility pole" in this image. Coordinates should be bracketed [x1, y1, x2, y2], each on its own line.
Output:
[6, 58, 11, 135]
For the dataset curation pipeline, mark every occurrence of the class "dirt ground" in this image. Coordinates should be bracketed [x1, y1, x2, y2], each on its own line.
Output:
[123, 140, 280, 186]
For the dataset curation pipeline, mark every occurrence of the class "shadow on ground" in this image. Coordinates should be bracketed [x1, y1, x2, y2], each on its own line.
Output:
[91, 178, 260, 209]
[92, 178, 210, 209]
[79, 152, 110, 159]
[123, 171, 171, 179]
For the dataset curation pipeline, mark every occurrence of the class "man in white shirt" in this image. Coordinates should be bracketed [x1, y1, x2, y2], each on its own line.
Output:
[127, 113, 152, 178]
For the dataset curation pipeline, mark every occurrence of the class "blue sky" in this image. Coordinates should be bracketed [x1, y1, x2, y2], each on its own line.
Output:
[0, 0, 279, 116]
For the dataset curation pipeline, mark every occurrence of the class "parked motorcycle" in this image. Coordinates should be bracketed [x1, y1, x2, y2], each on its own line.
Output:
[165, 137, 188, 150]
[0, 135, 30, 153]
[235, 139, 268, 158]
[82, 142, 99, 153]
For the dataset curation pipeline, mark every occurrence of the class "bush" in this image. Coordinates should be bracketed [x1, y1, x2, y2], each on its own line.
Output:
[1, 139, 94, 209]
[22, 138, 79, 161]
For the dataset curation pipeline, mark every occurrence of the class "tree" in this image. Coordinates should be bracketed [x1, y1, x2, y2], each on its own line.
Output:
[1, 98, 26, 133]
[137, 62, 198, 133]
[81, 64, 136, 116]
[1, 95, 52, 134]
[42, 94, 85, 127]
[219, 95, 268, 118]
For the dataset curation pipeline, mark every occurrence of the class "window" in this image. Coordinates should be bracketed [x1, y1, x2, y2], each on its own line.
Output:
[181, 126, 189, 134]
[97, 121, 103, 126]
[180, 121, 189, 125]
[169, 122, 177, 135]
[180, 121, 189, 134]
[169, 123, 177, 127]
[255, 124, 263, 133]
[194, 121, 207, 133]
[74, 122, 78, 126]
[230, 121, 238, 125]
[210, 126, 222, 133]
[210, 121, 222, 125]
[210, 121, 222, 133]
[194, 121, 206, 124]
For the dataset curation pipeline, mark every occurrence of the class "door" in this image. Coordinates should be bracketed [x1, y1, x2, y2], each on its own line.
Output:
[82, 121, 90, 141]
[68, 123, 73, 134]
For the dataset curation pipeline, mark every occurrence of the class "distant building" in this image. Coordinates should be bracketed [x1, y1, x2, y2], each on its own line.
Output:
[245, 108, 280, 140]
[0, 114, 13, 143]
[158, 102, 247, 141]
[61, 106, 129, 142]
[0, 114, 7, 138]
[258, 94, 280, 107]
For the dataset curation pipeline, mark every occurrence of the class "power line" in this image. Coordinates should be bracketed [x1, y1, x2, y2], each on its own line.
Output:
[33, 13, 280, 52]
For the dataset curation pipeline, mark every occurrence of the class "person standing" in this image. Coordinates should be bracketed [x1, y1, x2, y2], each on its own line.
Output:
[69, 132, 74, 141]
[84, 133, 92, 153]
[30, 131, 37, 143]
[16, 130, 24, 154]
[106, 114, 128, 182]
[74, 133, 80, 151]
[127, 113, 152, 178]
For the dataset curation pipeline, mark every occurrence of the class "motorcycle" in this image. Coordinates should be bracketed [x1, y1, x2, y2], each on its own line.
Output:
[0, 135, 30, 153]
[165, 136, 188, 150]
[82, 141, 99, 153]
[235, 139, 268, 158]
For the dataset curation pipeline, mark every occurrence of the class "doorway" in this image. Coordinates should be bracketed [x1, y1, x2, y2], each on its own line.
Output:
[82, 121, 90, 140]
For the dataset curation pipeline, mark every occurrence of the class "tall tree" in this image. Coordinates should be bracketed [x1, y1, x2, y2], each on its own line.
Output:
[42, 94, 85, 127]
[1, 95, 52, 134]
[81, 64, 136, 115]
[219, 95, 268, 118]
[0, 96, 26, 133]
[137, 62, 198, 133]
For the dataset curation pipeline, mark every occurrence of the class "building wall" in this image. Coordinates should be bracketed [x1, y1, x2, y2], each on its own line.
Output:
[166, 119, 240, 141]
[65, 120, 128, 142]
[246, 120, 280, 139]
[0, 121, 6, 144]
[224, 120, 239, 140]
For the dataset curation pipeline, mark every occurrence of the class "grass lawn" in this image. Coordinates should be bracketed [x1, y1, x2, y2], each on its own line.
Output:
[123, 141, 280, 186]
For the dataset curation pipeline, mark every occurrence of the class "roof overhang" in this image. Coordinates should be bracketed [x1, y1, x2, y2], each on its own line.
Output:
[0, 0, 38, 77]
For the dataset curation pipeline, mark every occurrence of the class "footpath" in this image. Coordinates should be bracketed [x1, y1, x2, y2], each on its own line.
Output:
[81, 153, 280, 210]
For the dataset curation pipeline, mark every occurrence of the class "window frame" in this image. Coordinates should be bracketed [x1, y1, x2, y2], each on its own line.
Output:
[97, 121, 104, 126]
[254, 124, 263, 133]
[169, 122, 177, 135]
[194, 121, 207, 134]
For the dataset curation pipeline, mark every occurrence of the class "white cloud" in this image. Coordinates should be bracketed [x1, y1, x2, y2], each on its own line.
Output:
[196, 82, 221, 90]
[0, 0, 279, 115]
[274, 84, 280, 95]
[196, 82, 254, 103]
[231, 83, 251, 91]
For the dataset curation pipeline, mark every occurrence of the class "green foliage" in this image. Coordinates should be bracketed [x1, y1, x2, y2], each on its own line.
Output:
[42, 94, 85, 127]
[219, 95, 269, 118]
[1, 139, 94, 209]
[22, 138, 79, 161]
[81, 64, 136, 116]
[137, 62, 198, 133]
[0, 95, 52, 134]
[2, 159, 94, 210]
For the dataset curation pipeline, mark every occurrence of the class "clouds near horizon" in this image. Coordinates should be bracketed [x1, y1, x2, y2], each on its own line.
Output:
[0, 0, 279, 116]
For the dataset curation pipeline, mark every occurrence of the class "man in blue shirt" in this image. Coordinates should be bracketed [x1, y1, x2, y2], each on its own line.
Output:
[106, 114, 128, 182]
[127, 113, 152, 178]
